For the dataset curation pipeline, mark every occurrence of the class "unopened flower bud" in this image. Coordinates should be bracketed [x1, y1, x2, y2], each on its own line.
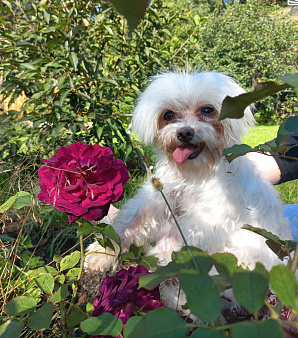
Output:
[152, 177, 163, 191]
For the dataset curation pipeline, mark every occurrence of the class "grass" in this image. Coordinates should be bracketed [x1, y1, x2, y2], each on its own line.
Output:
[242, 124, 298, 205]
[242, 125, 279, 146]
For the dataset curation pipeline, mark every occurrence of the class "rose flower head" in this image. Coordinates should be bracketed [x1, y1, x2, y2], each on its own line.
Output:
[37, 142, 129, 224]
[92, 265, 165, 337]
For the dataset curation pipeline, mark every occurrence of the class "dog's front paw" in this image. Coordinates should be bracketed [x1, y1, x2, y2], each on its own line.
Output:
[84, 241, 118, 271]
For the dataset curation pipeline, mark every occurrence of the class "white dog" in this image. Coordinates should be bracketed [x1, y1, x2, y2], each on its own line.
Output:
[85, 71, 292, 275]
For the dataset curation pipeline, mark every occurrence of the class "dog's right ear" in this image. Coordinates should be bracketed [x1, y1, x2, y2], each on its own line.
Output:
[131, 94, 159, 146]
[132, 75, 168, 146]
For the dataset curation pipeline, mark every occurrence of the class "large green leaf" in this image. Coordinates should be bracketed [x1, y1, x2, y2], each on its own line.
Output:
[49, 284, 69, 302]
[126, 307, 188, 338]
[139, 247, 213, 290]
[34, 273, 55, 294]
[232, 319, 285, 338]
[218, 82, 290, 121]
[4, 296, 37, 316]
[270, 265, 298, 313]
[80, 313, 123, 337]
[180, 269, 222, 323]
[28, 303, 55, 330]
[0, 320, 24, 338]
[232, 263, 269, 316]
[60, 251, 80, 271]
[67, 310, 86, 327]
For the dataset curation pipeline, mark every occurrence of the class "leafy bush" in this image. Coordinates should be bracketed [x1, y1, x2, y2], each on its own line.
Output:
[197, 0, 298, 123]
[0, 0, 199, 166]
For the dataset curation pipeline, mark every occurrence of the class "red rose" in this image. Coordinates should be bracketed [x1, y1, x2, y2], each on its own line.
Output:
[37, 142, 129, 224]
[91, 265, 165, 338]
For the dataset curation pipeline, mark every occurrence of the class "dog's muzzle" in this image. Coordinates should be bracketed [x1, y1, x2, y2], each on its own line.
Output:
[173, 127, 203, 164]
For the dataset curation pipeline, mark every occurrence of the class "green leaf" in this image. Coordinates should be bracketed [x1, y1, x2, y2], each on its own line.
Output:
[15, 194, 33, 209]
[60, 251, 80, 271]
[276, 116, 298, 146]
[59, 90, 69, 107]
[4, 296, 37, 316]
[77, 222, 94, 236]
[241, 224, 284, 245]
[123, 316, 143, 337]
[223, 144, 253, 162]
[42, 9, 50, 24]
[126, 307, 187, 338]
[219, 82, 290, 121]
[28, 303, 55, 330]
[21, 63, 38, 70]
[0, 191, 32, 212]
[191, 327, 226, 338]
[0, 234, 13, 242]
[66, 268, 80, 277]
[49, 284, 69, 302]
[172, 246, 213, 274]
[0, 320, 24, 338]
[232, 319, 285, 338]
[30, 266, 59, 277]
[280, 73, 298, 89]
[270, 265, 298, 312]
[67, 310, 86, 327]
[80, 313, 123, 337]
[109, 0, 150, 31]
[33, 186, 41, 195]
[211, 252, 238, 276]
[180, 269, 222, 323]
[69, 52, 79, 71]
[232, 263, 269, 316]
[0, 196, 17, 213]
[139, 247, 213, 290]
[34, 273, 55, 294]
[139, 261, 183, 290]
[96, 223, 121, 251]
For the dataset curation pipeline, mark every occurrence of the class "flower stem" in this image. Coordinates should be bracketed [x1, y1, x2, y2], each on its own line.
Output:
[59, 300, 68, 338]
[66, 235, 84, 317]
[158, 189, 200, 272]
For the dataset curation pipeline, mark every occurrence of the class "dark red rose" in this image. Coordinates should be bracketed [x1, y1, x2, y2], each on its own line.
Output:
[37, 142, 129, 224]
[91, 265, 165, 338]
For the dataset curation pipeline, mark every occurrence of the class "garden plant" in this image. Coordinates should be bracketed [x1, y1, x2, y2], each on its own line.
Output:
[1, 0, 298, 337]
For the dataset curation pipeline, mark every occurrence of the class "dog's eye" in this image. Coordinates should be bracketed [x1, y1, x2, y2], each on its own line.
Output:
[201, 107, 214, 115]
[163, 111, 174, 121]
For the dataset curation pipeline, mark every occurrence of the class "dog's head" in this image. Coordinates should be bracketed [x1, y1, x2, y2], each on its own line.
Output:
[132, 71, 255, 168]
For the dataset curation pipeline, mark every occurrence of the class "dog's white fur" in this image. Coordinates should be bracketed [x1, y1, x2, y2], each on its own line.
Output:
[85, 71, 292, 275]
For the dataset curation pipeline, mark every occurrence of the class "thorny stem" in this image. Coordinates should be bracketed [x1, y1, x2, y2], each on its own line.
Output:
[59, 300, 68, 338]
[158, 189, 200, 272]
[66, 235, 85, 317]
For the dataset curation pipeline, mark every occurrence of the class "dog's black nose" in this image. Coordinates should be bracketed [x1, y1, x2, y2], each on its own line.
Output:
[177, 127, 194, 143]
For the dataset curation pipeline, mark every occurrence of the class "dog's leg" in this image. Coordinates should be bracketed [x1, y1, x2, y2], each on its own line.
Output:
[84, 180, 167, 270]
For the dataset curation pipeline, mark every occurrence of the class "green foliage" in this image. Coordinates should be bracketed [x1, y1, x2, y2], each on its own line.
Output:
[198, 0, 298, 123]
[0, 0, 199, 167]
[1, 0, 298, 337]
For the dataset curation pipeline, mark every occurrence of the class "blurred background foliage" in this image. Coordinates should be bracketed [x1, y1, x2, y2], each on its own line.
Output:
[1, 0, 297, 167]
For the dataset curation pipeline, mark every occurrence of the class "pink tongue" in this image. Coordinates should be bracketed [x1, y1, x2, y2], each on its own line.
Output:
[173, 145, 195, 164]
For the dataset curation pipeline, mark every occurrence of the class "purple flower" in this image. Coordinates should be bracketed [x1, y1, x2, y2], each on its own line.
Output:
[37, 142, 129, 224]
[92, 265, 165, 337]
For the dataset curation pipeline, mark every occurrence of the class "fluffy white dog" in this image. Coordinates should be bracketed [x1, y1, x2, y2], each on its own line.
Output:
[85, 71, 292, 274]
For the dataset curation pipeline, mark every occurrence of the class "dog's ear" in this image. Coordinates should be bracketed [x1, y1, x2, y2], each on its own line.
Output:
[131, 94, 159, 146]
